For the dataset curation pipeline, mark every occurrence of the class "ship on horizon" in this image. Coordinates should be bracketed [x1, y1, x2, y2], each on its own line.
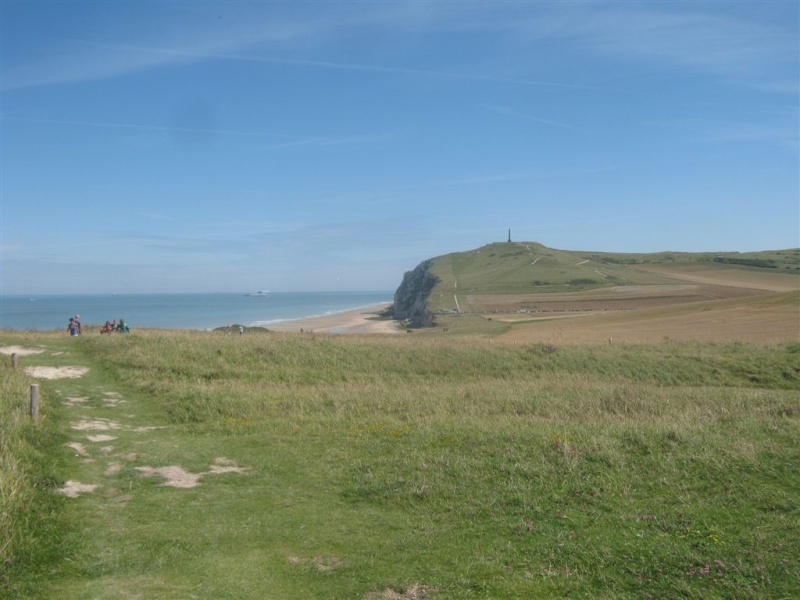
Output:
[245, 290, 270, 297]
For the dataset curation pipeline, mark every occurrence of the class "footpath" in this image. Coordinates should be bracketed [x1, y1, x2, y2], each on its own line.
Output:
[2, 344, 248, 497]
[2, 343, 251, 598]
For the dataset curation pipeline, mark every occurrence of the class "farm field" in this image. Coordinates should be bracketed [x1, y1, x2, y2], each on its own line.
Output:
[421, 253, 799, 345]
[494, 291, 799, 345]
[2, 329, 799, 599]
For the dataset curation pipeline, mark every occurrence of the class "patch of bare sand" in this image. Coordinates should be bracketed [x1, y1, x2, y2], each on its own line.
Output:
[64, 396, 89, 406]
[206, 456, 250, 475]
[57, 480, 98, 497]
[0, 345, 45, 356]
[136, 458, 250, 488]
[72, 418, 123, 431]
[66, 442, 89, 456]
[136, 465, 201, 488]
[86, 434, 118, 442]
[101, 391, 127, 406]
[25, 365, 89, 379]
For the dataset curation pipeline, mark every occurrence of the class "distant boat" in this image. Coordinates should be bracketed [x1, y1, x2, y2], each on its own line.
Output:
[246, 291, 270, 297]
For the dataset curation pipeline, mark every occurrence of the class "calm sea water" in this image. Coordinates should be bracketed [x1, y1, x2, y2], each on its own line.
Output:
[0, 292, 394, 331]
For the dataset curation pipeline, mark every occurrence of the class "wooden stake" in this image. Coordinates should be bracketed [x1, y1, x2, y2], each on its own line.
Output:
[30, 384, 39, 421]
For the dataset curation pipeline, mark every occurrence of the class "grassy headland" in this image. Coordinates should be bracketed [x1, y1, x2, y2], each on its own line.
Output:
[1, 330, 799, 599]
[392, 242, 799, 344]
[428, 243, 798, 304]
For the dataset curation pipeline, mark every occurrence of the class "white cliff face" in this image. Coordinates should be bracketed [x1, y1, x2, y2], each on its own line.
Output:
[392, 260, 438, 328]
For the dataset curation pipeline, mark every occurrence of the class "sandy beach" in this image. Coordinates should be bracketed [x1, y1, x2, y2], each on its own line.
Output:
[263, 303, 400, 334]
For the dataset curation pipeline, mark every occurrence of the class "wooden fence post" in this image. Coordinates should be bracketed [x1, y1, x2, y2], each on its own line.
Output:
[30, 384, 39, 421]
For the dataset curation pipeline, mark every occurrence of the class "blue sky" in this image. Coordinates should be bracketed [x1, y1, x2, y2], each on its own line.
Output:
[1, 1, 798, 294]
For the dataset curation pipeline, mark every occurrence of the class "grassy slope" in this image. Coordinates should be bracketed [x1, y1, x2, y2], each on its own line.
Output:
[2, 331, 799, 599]
[426, 243, 799, 312]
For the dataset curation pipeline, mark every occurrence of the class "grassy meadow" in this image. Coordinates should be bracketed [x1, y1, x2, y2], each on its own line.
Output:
[1, 330, 799, 599]
[424, 243, 799, 313]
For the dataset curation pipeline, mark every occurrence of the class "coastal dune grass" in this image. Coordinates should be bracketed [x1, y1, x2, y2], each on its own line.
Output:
[1, 356, 68, 593]
[2, 331, 799, 598]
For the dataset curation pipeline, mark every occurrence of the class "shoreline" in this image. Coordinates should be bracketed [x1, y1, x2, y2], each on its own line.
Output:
[0, 292, 395, 332]
[257, 303, 399, 334]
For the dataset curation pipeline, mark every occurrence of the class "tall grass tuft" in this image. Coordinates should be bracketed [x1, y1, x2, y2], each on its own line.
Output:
[83, 333, 800, 430]
[0, 361, 67, 596]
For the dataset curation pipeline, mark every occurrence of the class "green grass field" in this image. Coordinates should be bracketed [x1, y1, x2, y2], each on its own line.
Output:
[422, 243, 799, 312]
[2, 331, 799, 599]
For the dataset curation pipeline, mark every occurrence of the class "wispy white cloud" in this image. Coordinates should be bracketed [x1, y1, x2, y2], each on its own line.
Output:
[526, 3, 798, 91]
[59, 39, 592, 90]
[263, 132, 397, 150]
[389, 2, 797, 92]
[482, 104, 583, 132]
[0, 4, 587, 91]
[649, 117, 799, 149]
[141, 213, 172, 222]
[313, 172, 536, 208]
[1, 115, 301, 140]
[4, 2, 791, 94]
[2, 115, 392, 152]
[298, 165, 637, 215]
[0, 3, 331, 90]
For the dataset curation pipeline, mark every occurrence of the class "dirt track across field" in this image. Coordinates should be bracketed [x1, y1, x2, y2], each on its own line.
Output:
[484, 265, 800, 345]
[468, 283, 765, 313]
[633, 264, 799, 292]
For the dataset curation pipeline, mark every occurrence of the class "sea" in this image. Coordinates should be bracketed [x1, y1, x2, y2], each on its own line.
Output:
[0, 291, 394, 331]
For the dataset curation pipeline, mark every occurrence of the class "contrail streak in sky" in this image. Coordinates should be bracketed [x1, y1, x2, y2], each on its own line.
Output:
[1, 116, 302, 139]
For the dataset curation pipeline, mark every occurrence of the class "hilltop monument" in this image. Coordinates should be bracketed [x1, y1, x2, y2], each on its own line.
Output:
[508, 229, 511, 243]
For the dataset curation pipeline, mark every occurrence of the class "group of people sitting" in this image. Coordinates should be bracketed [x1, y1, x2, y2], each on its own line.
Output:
[101, 319, 130, 333]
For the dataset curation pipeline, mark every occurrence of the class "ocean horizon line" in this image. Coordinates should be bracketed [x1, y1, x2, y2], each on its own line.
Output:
[0, 291, 395, 332]
[2, 290, 394, 298]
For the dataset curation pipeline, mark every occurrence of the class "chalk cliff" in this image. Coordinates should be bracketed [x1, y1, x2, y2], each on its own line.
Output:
[391, 260, 438, 328]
